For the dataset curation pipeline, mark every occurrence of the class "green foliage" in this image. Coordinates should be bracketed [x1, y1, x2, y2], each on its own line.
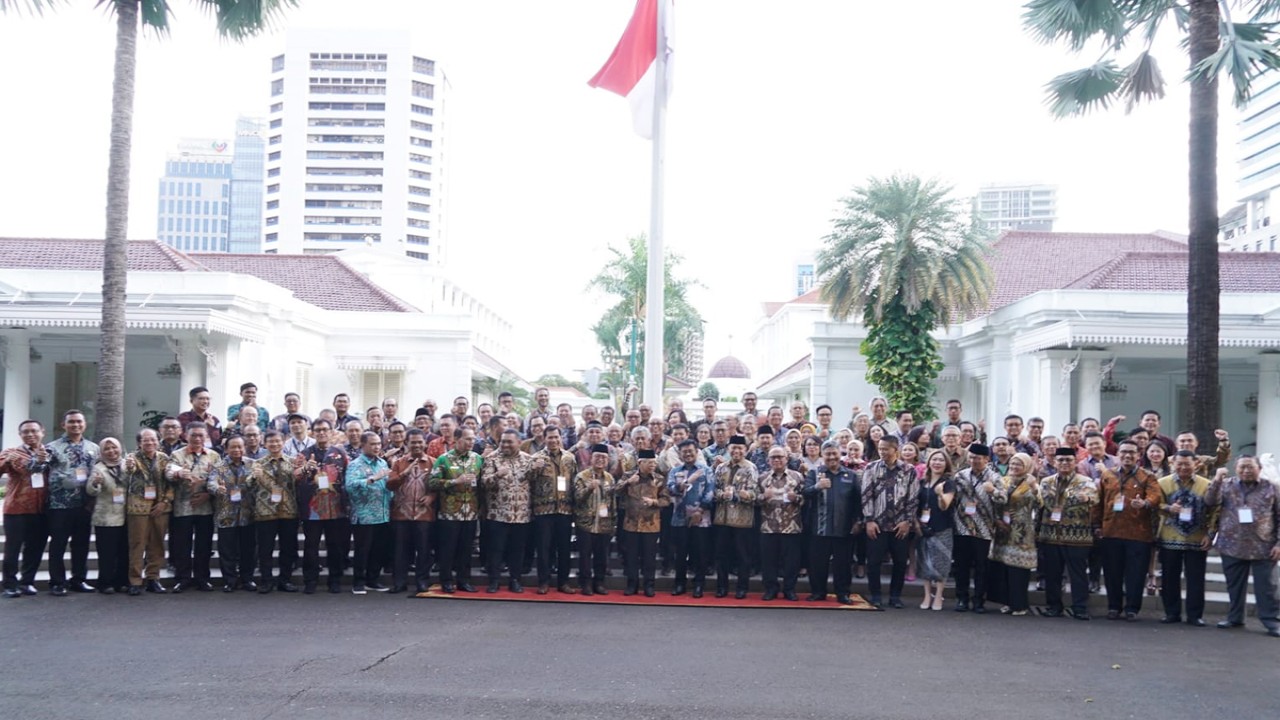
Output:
[588, 234, 705, 385]
[138, 410, 166, 431]
[533, 374, 589, 395]
[696, 382, 720, 402]
[860, 301, 945, 420]
[471, 373, 530, 416]
[721, 396, 739, 403]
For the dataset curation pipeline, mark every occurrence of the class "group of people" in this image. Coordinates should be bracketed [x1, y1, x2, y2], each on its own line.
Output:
[2, 385, 1278, 637]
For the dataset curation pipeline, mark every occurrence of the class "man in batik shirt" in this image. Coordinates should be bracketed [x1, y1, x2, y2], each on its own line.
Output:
[759, 447, 805, 601]
[166, 423, 219, 592]
[388, 429, 437, 594]
[574, 444, 616, 596]
[209, 436, 256, 592]
[480, 429, 537, 593]
[249, 431, 299, 594]
[429, 427, 483, 594]
[530, 427, 578, 594]
[713, 436, 758, 599]
[43, 410, 99, 596]
[297, 419, 350, 594]
[615, 449, 671, 597]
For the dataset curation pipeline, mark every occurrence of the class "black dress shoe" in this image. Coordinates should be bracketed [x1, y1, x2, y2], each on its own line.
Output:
[328, 580, 342, 594]
[972, 603, 985, 614]
[806, 593, 826, 602]
[1107, 610, 1121, 620]
[487, 581, 501, 593]
[1067, 608, 1091, 621]
[691, 586, 703, 598]
[1124, 612, 1138, 622]
[580, 586, 594, 596]
[558, 584, 576, 595]
[4, 588, 21, 599]
[509, 580, 524, 594]
[735, 590, 747, 600]
[223, 583, 237, 593]
[50, 585, 68, 597]
[195, 581, 214, 592]
[1158, 615, 1181, 624]
[242, 580, 258, 592]
[171, 581, 188, 594]
[890, 599, 905, 609]
[762, 589, 778, 601]
[71, 581, 95, 593]
[127, 585, 142, 596]
[537, 583, 550, 595]
[644, 585, 655, 598]
[441, 582, 456, 594]
[1267, 628, 1280, 638]
[1217, 620, 1245, 629]
[304, 582, 318, 595]
[1187, 618, 1206, 627]
[416, 582, 429, 594]
[1038, 608, 1063, 618]
[258, 583, 273, 594]
[624, 585, 638, 596]
[715, 589, 728, 598]
[278, 581, 298, 593]
[368, 583, 389, 592]
[784, 591, 799, 602]
[99, 586, 115, 595]
[671, 583, 686, 596]
[146, 580, 167, 594]
[954, 601, 970, 612]
[20, 584, 38, 596]
[389, 584, 407, 594]
[458, 582, 478, 593]
[593, 582, 609, 596]
[837, 595, 853, 605]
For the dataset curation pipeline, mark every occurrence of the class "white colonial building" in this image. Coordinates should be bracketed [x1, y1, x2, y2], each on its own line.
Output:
[0, 238, 519, 448]
[752, 231, 1280, 455]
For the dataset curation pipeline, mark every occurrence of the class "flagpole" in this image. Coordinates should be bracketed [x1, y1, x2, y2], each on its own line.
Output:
[643, 0, 668, 412]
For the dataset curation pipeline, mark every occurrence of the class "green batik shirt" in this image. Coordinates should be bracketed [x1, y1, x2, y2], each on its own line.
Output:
[429, 450, 483, 521]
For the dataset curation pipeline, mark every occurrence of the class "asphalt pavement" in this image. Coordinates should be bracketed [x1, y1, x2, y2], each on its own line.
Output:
[0, 591, 1276, 720]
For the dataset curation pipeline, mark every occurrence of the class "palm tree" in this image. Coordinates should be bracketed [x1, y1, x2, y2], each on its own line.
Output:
[1022, 0, 1280, 445]
[588, 234, 704, 389]
[0, 0, 294, 442]
[817, 175, 993, 418]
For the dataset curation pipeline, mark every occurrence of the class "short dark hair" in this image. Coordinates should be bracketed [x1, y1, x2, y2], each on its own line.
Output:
[879, 435, 901, 448]
[360, 431, 381, 446]
[1174, 449, 1196, 458]
[896, 410, 913, 420]
[18, 419, 43, 431]
[239, 382, 257, 393]
[388, 421, 407, 431]
[498, 391, 513, 400]
[672, 423, 690, 434]
[284, 392, 300, 401]
[1003, 414, 1023, 424]
[406, 428, 425, 439]
[1142, 410, 1161, 420]
[816, 404, 832, 414]
[310, 419, 332, 431]
[188, 386, 209, 400]
[333, 393, 349, 403]
[263, 430, 284, 442]
[1083, 432, 1104, 441]
[946, 399, 962, 407]
[62, 409, 85, 421]
[1028, 417, 1044, 425]
[543, 426, 561, 438]
[184, 422, 207, 435]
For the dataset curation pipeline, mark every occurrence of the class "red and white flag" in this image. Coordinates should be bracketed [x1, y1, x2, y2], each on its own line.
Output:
[588, 0, 673, 139]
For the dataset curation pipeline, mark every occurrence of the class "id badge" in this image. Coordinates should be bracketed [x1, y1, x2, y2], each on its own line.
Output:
[317, 474, 330, 490]
[1178, 507, 1192, 523]
[112, 488, 125, 505]
[1002, 512, 1011, 525]
[31, 472, 44, 489]
[920, 509, 932, 524]
[230, 489, 242, 503]
[964, 501, 977, 516]
[1239, 507, 1255, 524]
[143, 484, 156, 500]
[75, 467, 88, 484]
[270, 490, 283, 504]
[556, 476, 567, 493]
[1112, 497, 1125, 513]
[597, 503, 609, 518]
[1050, 508, 1063, 523]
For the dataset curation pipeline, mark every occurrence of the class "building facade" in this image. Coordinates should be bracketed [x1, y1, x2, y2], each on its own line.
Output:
[1221, 78, 1280, 252]
[974, 183, 1057, 233]
[155, 139, 233, 253]
[265, 29, 444, 262]
[228, 116, 267, 254]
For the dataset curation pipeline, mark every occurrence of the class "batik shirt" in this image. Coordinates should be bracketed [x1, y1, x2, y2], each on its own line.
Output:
[85, 462, 127, 527]
[389, 454, 437, 522]
[530, 448, 578, 517]
[1205, 477, 1279, 560]
[296, 444, 349, 521]
[615, 472, 671, 533]
[177, 411, 222, 449]
[667, 462, 714, 528]
[44, 435, 100, 510]
[713, 461, 758, 529]
[952, 464, 1002, 540]
[1037, 473, 1099, 547]
[345, 453, 391, 525]
[573, 468, 616, 535]
[167, 446, 219, 517]
[758, 469, 805, 534]
[0, 445, 50, 515]
[248, 454, 298, 521]
[209, 458, 254, 528]
[122, 451, 172, 516]
[991, 476, 1042, 569]
[480, 452, 536, 524]
[429, 450, 483, 522]
[860, 459, 920, 529]
[1095, 466, 1162, 542]
[225, 403, 271, 431]
[1156, 474, 1218, 551]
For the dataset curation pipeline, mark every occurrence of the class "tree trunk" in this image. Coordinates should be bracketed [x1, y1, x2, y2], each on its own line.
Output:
[1186, 0, 1220, 447]
[97, 2, 138, 442]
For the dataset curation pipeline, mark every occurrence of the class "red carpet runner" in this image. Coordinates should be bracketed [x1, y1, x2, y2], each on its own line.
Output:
[412, 585, 880, 610]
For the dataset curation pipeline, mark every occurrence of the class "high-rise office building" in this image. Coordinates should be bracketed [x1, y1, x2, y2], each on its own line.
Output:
[264, 29, 444, 261]
[156, 139, 233, 253]
[1222, 78, 1280, 252]
[228, 116, 266, 253]
[795, 260, 816, 297]
[974, 183, 1057, 233]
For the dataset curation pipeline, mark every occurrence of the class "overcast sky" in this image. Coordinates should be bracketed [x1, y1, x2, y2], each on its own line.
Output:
[0, 0, 1247, 384]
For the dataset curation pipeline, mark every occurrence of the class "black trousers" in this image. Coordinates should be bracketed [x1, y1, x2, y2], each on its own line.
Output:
[1005, 564, 1031, 612]
[1159, 547, 1207, 621]
[715, 525, 753, 593]
[352, 523, 391, 586]
[3, 514, 47, 589]
[217, 524, 256, 584]
[169, 514, 214, 582]
[623, 532, 658, 586]
[303, 518, 349, 585]
[534, 514, 573, 587]
[865, 532, 910, 601]
[809, 534, 853, 597]
[46, 507, 92, 586]
[256, 518, 299, 584]
[486, 521, 529, 583]
[952, 535, 992, 604]
[393, 520, 433, 587]
[658, 505, 674, 568]
[94, 525, 129, 589]
[670, 525, 709, 587]
[759, 533, 800, 593]
[435, 519, 476, 583]
[578, 531, 610, 585]
[1221, 553, 1280, 629]
[1042, 543, 1090, 614]
[1102, 537, 1151, 613]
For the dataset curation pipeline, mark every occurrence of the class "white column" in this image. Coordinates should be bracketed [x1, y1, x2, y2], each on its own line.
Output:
[1256, 354, 1280, 456]
[174, 337, 205, 410]
[986, 335, 1013, 425]
[1076, 355, 1103, 423]
[1035, 351, 1073, 437]
[2, 331, 31, 450]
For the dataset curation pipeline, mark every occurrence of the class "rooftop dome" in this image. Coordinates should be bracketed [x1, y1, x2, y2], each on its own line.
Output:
[707, 355, 750, 379]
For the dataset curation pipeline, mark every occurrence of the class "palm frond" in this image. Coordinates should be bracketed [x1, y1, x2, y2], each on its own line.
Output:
[1043, 61, 1125, 117]
[1023, 0, 1129, 49]
[1119, 49, 1167, 110]
[197, 0, 297, 40]
[1190, 22, 1280, 107]
[0, 0, 63, 13]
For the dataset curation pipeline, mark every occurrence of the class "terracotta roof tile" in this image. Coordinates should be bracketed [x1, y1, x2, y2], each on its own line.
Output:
[0, 237, 207, 272]
[1084, 251, 1280, 293]
[191, 253, 414, 313]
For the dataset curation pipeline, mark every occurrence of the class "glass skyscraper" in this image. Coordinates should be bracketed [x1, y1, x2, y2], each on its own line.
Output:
[229, 116, 266, 253]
